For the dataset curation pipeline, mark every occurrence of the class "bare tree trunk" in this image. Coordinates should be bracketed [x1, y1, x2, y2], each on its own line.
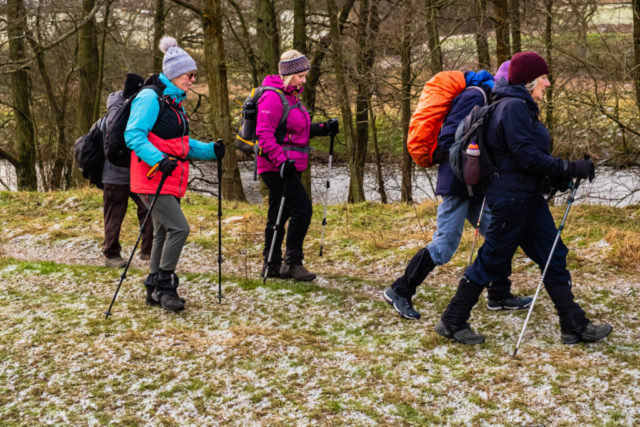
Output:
[94, 0, 111, 123]
[349, 0, 379, 203]
[475, 0, 491, 70]
[545, 0, 555, 151]
[5, 0, 38, 190]
[153, 0, 165, 74]
[202, 0, 247, 201]
[493, 0, 511, 65]
[510, 0, 521, 54]
[426, 0, 443, 73]
[369, 104, 387, 203]
[227, 0, 259, 87]
[400, 0, 413, 203]
[634, 0, 640, 111]
[77, 0, 100, 134]
[256, 0, 280, 81]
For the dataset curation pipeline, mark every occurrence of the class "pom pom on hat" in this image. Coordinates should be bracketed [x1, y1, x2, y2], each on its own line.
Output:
[159, 36, 178, 54]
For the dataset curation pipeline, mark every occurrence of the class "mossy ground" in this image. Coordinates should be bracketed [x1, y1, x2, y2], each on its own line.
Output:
[1, 190, 639, 425]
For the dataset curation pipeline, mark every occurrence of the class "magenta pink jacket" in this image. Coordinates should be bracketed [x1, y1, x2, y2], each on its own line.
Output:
[256, 75, 312, 174]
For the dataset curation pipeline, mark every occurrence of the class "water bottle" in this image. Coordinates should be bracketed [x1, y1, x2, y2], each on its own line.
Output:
[238, 100, 257, 142]
[464, 142, 481, 185]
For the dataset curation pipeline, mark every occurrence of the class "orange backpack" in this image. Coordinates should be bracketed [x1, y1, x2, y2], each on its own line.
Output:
[408, 71, 467, 168]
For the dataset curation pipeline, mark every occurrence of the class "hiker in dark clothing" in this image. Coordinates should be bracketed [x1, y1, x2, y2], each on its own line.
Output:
[384, 68, 532, 321]
[102, 74, 153, 268]
[435, 52, 612, 345]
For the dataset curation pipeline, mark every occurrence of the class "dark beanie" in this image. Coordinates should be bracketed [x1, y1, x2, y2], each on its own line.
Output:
[508, 52, 550, 86]
[123, 73, 144, 98]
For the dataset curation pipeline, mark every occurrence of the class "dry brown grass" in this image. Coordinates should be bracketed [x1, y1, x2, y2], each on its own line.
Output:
[605, 230, 640, 268]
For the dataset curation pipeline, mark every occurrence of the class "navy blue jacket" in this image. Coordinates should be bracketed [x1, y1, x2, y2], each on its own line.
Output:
[485, 84, 565, 198]
[435, 87, 487, 200]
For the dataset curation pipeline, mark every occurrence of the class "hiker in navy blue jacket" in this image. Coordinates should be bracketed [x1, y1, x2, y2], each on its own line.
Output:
[384, 69, 533, 320]
[435, 52, 612, 345]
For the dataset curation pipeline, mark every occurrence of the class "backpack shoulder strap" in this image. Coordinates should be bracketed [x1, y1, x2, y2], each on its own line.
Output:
[466, 86, 488, 106]
[261, 86, 290, 128]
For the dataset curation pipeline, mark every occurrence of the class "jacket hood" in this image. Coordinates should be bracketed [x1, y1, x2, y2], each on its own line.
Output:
[159, 73, 187, 103]
[107, 91, 124, 110]
[261, 75, 304, 95]
[492, 83, 538, 114]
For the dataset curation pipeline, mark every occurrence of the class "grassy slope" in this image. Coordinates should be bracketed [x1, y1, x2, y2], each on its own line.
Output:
[0, 189, 639, 426]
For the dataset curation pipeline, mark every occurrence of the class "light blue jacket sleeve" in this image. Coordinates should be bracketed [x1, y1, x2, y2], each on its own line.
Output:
[187, 137, 216, 161]
[124, 89, 165, 167]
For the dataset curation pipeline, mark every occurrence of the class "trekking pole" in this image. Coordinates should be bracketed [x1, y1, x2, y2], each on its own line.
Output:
[216, 139, 224, 304]
[467, 196, 486, 266]
[262, 179, 289, 284]
[512, 155, 592, 356]
[105, 173, 168, 319]
[319, 126, 337, 256]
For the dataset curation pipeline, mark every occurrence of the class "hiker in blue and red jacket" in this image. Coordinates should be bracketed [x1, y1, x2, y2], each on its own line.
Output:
[435, 52, 612, 344]
[384, 68, 533, 320]
[257, 50, 338, 282]
[125, 37, 225, 312]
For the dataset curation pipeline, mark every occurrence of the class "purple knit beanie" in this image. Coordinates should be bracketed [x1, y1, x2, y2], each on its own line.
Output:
[494, 61, 510, 83]
[279, 55, 310, 76]
[509, 52, 549, 86]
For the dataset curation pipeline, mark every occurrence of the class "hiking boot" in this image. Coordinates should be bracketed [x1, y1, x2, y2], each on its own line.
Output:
[435, 320, 485, 344]
[561, 322, 613, 344]
[139, 253, 150, 261]
[261, 261, 282, 279]
[152, 272, 185, 312]
[383, 287, 420, 320]
[144, 273, 159, 307]
[105, 256, 127, 268]
[280, 263, 316, 281]
[487, 295, 533, 311]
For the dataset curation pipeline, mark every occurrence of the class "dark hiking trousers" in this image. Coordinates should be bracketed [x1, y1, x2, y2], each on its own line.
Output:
[443, 195, 589, 334]
[261, 171, 313, 264]
[103, 183, 153, 259]
[141, 194, 190, 274]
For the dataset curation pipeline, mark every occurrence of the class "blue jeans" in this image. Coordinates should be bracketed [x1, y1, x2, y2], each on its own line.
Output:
[391, 195, 512, 300]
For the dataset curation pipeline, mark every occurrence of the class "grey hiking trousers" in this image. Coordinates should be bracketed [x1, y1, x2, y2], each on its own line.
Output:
[141, 194, 190, 273]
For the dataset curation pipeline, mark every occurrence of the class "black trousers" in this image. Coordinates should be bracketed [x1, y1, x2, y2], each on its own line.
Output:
[261, 171, 313, 264]
[102, 183, 153, 258]
[442, 195, 589, 334]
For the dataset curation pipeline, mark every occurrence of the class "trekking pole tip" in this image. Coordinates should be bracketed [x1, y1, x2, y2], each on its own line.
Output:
[104, 311, 111, 320]
[319, 246, 323, 257]
[512, 348, 518, 357]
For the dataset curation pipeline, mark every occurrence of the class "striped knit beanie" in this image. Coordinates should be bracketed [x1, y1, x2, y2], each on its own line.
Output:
[279, 56, 310, 76]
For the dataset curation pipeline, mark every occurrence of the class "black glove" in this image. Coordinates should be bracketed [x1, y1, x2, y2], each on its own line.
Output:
[158, 157, 178, 176]
[549, 176, 571, 194]
[326, 118, 339, 135]
[279, 160, 297, 180]
[568, 159, 595, 180]
[214, 140, 226, 159]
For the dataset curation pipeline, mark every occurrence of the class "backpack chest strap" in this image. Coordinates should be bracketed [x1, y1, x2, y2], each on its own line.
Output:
[282, 146, 314, 154]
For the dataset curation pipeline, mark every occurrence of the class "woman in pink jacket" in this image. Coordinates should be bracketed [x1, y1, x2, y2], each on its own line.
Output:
[258, 50, 338, 281]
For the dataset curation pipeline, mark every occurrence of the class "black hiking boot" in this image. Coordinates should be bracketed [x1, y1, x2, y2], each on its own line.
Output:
[487, 295, 533, 311]
[144, 273, 159, 307]
[152, 272, 185, 312]
[561, 322, 613, 344]
[383, 287, 420, 320]
[261, 260, 282, 279]
[435, 320, 485, 344]
[280, 262, 316, 281]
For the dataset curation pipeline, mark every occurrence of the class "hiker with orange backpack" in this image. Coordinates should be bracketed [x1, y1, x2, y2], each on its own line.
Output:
[383, 66, 533, 320]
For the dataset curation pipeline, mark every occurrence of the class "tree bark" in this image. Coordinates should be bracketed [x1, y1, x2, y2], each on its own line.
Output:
[202, 0, 247, 201]
[256, 0, 280, 81]
[6, 0, 38, 190]
[545, 0, 555, 151]
[348, 0, 379, 203]
[94, 0, 111, 123]
[635, 0, 640, 111]
[400, 0, 413, 203]
[510, 0, 521, 54]
[369, 104, 387, 203]
[77, 0, 100, 135]
[153, 0, 165, 74]
[426, 0, 443, 73]
[475, 0, 491, 69]
[493, 0, 511, 65]
[227, 0, 259, 86]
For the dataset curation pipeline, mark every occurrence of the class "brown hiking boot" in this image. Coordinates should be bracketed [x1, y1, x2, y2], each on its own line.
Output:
[280, 263, 316, 281]
[261, 261, 282, 279]
[105, 256, 127, 268]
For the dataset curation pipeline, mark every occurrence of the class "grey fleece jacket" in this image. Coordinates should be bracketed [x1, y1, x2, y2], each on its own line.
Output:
[101, 91, 130, 186]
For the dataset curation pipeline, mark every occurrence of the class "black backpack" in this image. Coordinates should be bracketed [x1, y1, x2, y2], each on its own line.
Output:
[74, 117, 106, 189]
[105, 81, 164, 167]
[450, 98, 508, 194]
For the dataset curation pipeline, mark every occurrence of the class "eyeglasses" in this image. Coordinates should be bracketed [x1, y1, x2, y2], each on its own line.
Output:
[187, 72, 197, 80]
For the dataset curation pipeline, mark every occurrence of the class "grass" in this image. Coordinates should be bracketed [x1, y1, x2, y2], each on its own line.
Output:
[1, 189, 640, 425]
